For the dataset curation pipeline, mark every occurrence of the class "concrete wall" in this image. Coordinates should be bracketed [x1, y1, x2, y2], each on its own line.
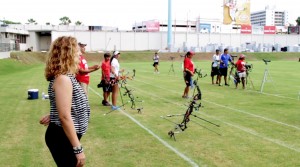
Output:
[28, 32, 40, 51]
[0, 52, 10, 59]
[50, 31, 300, 52]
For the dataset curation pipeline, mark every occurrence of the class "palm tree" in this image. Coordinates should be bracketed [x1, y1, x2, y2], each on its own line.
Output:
[75, 21, 82, 25]
[27, 18, 37, 25]
[59, 16, 71, 25]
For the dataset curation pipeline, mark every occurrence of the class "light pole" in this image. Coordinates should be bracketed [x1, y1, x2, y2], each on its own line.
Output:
[167, 0, 172, 51]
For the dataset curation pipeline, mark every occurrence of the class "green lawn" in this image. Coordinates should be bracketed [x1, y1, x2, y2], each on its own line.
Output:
[0, 55, 299, 167]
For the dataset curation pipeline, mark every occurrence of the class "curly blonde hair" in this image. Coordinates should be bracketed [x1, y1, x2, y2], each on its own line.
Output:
[45, 36, 79, 81]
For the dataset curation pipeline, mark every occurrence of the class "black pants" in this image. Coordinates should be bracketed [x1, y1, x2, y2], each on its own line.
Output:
[45, 123, 82, 167]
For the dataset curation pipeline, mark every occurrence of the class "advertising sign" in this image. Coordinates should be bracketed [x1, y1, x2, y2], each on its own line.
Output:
[241, 25, 252, 34]
[145, 21, 160, 32]
[223, 0, 251, 25]
[264, 26, 276, 34]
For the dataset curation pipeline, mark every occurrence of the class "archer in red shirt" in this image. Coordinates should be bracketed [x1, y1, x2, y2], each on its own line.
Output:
[235, 54, 246, 89]
[100, 52, 112, 106]
[182, 51, 195, 98]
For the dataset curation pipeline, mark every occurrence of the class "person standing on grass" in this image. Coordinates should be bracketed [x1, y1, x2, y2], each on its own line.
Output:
[110, 51, 124, 110]
[76, 42, 100, 96]
[219, 48, 233, 86]
[100, 52, 112, 106]
[182, 51, 195, 98]
[39, 36, 90, 167]
[211, 49, 221, 85]
[153, 52, 159, 74]
[235, 54, 246, 89]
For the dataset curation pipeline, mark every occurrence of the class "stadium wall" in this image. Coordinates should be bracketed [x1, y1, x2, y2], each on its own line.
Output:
[51, 31, 300, 52]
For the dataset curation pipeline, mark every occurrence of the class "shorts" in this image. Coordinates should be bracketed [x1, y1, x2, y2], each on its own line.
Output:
[219, 68, 228, 77]
[153, 62, 159, 67]
[183, 72, 192, 86]
[238, 71, 246, 78]
[110, 77, 118, 86]
[211, 67, 220, 76]
[102, 80, 112, 92]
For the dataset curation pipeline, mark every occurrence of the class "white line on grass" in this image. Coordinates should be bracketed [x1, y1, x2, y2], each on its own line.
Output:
[134, 77, 300, 131]
[89, 87, 201, 167]
[247, 90, 299, 101]
[135, 69, 300, 101]
[133, 85, 300, 153]
[202, 100, 300, 131]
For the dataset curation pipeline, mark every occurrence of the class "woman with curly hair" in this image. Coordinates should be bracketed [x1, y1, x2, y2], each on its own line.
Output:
[40, 36, 90, 167]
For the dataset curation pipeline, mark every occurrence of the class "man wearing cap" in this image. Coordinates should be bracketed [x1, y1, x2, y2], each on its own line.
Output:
[182, 51, 195, 98]
[219, 48, 233, 86]
[235, 54, 246, 89]
[76, 42, 100, 95]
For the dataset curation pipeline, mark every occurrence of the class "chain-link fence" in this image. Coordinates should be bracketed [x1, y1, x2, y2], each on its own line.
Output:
[0, 43, 17, 52]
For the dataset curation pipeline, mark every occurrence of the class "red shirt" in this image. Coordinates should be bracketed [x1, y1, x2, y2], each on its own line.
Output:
[183, 57, 194, 74]
[236, 59, 246, 72]
[101, 60, 111, 80]
[76, 55, 90, 84]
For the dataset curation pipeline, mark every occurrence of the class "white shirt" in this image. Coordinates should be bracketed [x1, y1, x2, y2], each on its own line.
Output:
[153, 55, 159, 63]
[110, 58, 120, 77]
[212, 54, 220, 67]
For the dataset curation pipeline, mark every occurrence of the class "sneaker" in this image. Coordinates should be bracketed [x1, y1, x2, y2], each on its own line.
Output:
[102, 100, 106, 105]
[111, 105, 120, 110]
[225, 84, 230, 86]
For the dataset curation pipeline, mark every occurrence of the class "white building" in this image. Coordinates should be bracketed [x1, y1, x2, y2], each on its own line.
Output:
[0, 23, 29, 51]
[132, 18, 225, 34]
[251, 6, 289, 26]
[0, 24, 118, 51]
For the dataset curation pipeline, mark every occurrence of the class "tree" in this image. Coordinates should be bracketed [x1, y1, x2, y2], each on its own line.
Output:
[2, 20, 21, 24]
[75, 21, 82, 25]
[27, 18, 37, 25]
[295, 17, 300, 26]
[59, 16, 71, 25]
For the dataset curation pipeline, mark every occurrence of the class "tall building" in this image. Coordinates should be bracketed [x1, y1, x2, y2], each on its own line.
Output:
[251, 6, 288, 26]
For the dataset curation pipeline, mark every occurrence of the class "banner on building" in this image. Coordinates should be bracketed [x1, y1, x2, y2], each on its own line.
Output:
[198, 23, 211, 33]
[264, 26, 276, 34]
[223, 0, 251, 25]
[145, 21, 160, 32]
[240, 25, 252, 34]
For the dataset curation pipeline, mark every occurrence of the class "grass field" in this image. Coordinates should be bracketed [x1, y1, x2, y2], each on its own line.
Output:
[0, 52, 299, 167]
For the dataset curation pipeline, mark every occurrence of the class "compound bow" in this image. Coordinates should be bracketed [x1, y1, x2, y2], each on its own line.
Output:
[161, 70, 220, 141]
[119, 69, 143, 113]
[104, 69, 143, 115]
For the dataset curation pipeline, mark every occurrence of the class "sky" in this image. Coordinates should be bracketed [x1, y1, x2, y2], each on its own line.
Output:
[1, 0, 299, 30]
